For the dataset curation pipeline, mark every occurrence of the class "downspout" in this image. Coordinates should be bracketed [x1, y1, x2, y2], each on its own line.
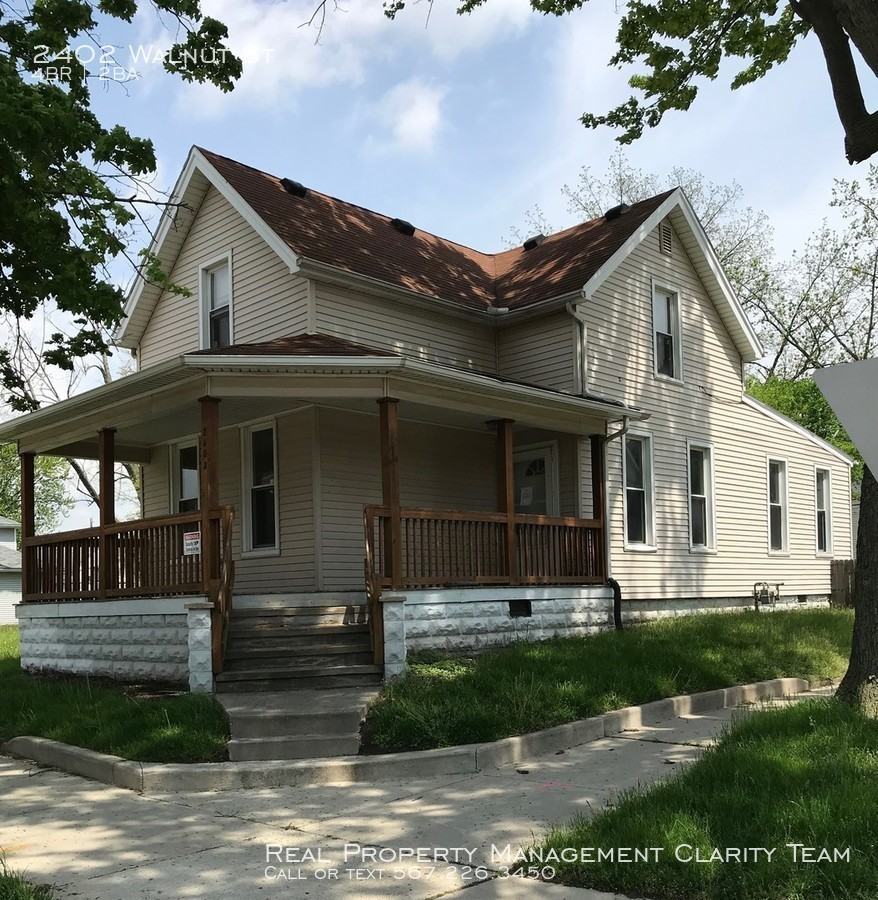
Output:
[565, 302, 588, 395]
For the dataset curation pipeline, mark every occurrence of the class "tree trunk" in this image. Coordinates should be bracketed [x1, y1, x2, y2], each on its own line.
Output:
[830, 0, 878, 80]
[837, 465, 878, 715]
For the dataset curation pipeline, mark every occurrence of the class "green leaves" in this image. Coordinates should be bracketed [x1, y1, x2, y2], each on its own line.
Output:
[0, 1, 242, 404]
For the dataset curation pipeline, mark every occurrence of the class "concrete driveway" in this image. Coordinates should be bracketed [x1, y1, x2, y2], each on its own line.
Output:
[0, 698, 818, 900]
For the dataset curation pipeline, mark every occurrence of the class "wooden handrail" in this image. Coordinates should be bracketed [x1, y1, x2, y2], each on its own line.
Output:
[22, 510, 206, 547]
[364, 505, 601, 529]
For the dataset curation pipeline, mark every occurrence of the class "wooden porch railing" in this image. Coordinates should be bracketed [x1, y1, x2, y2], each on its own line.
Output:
[22, 508, 234, 603]
[363, 505, 606, 592]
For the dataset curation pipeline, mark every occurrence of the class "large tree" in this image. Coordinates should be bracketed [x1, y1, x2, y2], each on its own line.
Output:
[409, 0, 878, 164]
[0, 0, 241, 409]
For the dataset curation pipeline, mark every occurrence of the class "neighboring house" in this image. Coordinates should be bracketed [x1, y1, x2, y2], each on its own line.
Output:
[0, 147, 853, 697]
[0, 516, 22, 625]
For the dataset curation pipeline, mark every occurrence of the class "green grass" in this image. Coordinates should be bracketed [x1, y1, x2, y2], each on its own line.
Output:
[0, 626, 229, 763]
[0, 856, 54, 900]
[363, 609, 853, 752]
[538, 699, 878, 900]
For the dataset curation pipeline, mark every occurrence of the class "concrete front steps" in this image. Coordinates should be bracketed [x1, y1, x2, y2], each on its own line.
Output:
[215, 595, 381, 761]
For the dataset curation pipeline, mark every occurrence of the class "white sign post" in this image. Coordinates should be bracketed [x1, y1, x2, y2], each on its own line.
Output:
[183, 530, 202, 557]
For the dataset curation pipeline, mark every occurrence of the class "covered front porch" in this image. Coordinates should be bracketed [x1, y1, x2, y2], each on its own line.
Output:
[2, 338, 644, 686]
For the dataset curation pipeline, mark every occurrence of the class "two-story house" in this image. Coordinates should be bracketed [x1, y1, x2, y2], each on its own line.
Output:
[2, 147, 852, 699]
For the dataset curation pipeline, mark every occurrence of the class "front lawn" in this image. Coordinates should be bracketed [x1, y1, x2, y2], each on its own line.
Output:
[539, 699, 878, 900]
[0, 626, 229, 763]
[362, 609, 852, 752]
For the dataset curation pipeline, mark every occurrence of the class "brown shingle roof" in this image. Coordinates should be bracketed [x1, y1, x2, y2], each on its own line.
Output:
[191, 333, 396, 357]
[200, 149, 674, 313]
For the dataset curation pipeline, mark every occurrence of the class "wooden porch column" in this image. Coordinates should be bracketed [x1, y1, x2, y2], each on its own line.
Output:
[378, 398, 402, 589]
[20, 451, 34, 596]
[590, 434, 607, 580]
[199, 396, 222, 671]
[98, 428, 116, 597]
[495, 419, 518, 585]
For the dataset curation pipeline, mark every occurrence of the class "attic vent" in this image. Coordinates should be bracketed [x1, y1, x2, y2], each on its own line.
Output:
[281, 178, 307, 198]
[659, 220, 673, 255]
[523, 234, 546, 251]
[391, 218, 416, 236]
[604, 203, 630, 221]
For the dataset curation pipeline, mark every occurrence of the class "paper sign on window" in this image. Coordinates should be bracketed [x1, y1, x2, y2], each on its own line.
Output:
[183, 531, 201, 556]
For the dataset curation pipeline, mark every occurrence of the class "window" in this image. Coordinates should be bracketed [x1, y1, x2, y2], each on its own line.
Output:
[513, 443, 560, 515]
[768, 459, 788, 553]
[688, 443, 715, 550]
[624, 433, 655, 548]
[172, 443, 199, 513]
[652, 285, 682, 380]
[815, 467, 832, 555]
[200, 255, 232, 349]
[243, 423, 278, 552]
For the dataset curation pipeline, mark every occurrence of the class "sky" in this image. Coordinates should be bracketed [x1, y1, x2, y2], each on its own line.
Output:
[16, 0, 878, 527]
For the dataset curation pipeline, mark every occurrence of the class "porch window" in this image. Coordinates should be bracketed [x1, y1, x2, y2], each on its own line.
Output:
[688, 443, 715, 550]
[243, 423, 278, 552]
[200, 255, 232, 350]
[172, 443, 199, 513]
[768, 458, 788, 553]
[816, 467, 832, 555]
[624, 433, 654, 548]
[652, 285, 681, 380]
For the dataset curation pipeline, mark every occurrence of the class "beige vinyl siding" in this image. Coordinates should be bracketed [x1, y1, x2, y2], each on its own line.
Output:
[498, 313, 578, 392]
[316, 406, 497, 590]
[139, 186, 309, 368]
[314, 282, 496, 372]
[587, 220, 852, 599]
[140, 410, 318, 593]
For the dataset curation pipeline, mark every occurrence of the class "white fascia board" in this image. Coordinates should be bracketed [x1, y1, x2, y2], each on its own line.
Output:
[742, 393, 854, 466]
[183, 354, 405, 371]
[116, 147, 301, 348]
[580, 189, 764, 363]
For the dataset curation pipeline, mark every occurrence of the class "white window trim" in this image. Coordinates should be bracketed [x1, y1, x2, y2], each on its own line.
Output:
[241, 419, 280, 557]
[198, 250, 234, 351]
[766, 456, 790, 556]
[650, 278, 684, 384]
[814, 465, 833, 557]
[513, 441, 560, 516]
[622, 430, 657, 552]
[168, 439, 199, 513]
[687, 439, 717, 553]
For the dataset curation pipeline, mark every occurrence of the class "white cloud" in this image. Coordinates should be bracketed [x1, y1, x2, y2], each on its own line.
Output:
[369, 79, 446, 152]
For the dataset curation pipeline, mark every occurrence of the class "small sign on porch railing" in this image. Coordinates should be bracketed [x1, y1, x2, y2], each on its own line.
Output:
[183, 531, 202, 556]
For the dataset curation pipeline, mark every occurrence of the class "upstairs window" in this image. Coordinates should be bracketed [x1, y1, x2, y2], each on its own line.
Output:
[688, 443, 715, 550]
[200, 255, 232, 349]
[624, 433, 655, 548]
[652, 285, 682, 380]
[815, 467, 832, 555]
[243, 423, 278, 553]
[768, 458, 788, 553]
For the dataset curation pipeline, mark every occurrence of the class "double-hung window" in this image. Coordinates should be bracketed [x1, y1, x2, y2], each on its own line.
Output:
[624, 433, 655, 548]
[243, 423, 278, 553]
[768, 459, 788, 553]
[172, 443, 199, 513]
[688, 443, 715, 550]
[201, 256, 232, 349]
[652, 285, 682, 380]
[815, 467, 832, 555]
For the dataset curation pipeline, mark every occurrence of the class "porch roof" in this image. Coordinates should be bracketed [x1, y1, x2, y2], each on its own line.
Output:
[0, 334, 646, 457]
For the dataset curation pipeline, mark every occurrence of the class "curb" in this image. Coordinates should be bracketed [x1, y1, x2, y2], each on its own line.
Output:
[1, 676, 826, 793]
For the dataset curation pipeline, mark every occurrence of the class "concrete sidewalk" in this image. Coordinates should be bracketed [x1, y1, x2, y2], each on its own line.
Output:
[0, 691, 828, 899]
